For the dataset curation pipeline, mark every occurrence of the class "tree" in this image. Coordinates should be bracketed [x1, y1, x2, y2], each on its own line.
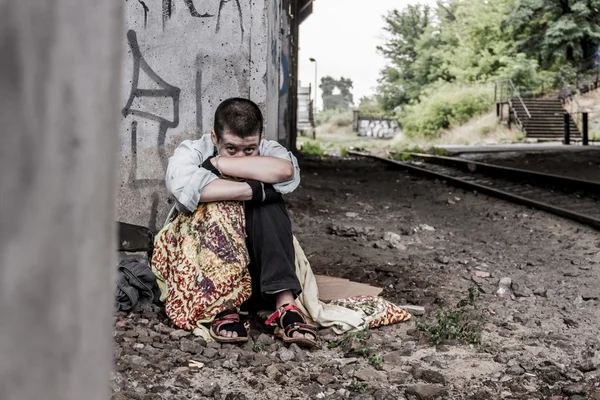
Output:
[507, 0, 600, 69]
[358, 95, 386, 116]
[320, 76, 354, 110]
[377, 4, 437, 110]
[438, 0, 517, 82]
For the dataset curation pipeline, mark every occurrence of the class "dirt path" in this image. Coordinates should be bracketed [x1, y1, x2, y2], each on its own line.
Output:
[112, 154, 600, 400]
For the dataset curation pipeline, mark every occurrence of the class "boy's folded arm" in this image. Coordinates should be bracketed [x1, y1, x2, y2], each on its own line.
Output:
[199, 179, 253, 202]
[216, 156, 294, 184]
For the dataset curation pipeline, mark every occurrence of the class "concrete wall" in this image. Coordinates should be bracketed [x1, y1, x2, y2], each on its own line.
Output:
[353, 112, 402, 139]
[119, 0, 273, 230]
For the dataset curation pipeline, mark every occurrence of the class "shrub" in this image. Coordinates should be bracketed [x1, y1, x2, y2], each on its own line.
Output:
[315, 108, 353, 126]
[301, 141, 324, 157]
[400, 83, 493, 138]
[358, 95, 387, 117]
[329, 110, 353, 127]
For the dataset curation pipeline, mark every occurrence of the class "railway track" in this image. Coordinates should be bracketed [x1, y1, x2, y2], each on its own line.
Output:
[348, 150, 600, 230]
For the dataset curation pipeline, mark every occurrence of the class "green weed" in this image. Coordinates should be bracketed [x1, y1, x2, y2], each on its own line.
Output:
[429, 147, 449, 157]
[347, 378, 368, 393]
[327, 329, 371, 349]
[252, 343, 266, 353]
[391, 152, 413, 162]
[368, 352, 384, 370]
[417, 287, 483, 346]
[301, 141, 324, 157]
[328, 329, 385, 369]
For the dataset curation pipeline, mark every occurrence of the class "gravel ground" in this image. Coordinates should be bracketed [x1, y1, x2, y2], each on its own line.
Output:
[113, 152, 600, 400]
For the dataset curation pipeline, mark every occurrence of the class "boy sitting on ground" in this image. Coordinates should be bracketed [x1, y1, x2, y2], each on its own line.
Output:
[153, 98, 316, 348]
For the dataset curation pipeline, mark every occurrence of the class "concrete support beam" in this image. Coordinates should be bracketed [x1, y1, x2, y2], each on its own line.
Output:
[0, 1, 122, 399]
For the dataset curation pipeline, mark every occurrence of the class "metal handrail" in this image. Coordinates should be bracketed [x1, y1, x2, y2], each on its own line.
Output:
[509, 80, 531, 119]
[495, 79, 532, 119]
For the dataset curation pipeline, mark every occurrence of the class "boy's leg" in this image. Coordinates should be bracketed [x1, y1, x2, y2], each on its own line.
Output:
[244, 199, 301, 311]
[243, 199, 316, 342]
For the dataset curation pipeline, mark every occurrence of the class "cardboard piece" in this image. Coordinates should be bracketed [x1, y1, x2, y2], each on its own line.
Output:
[315, 275, 383, 301]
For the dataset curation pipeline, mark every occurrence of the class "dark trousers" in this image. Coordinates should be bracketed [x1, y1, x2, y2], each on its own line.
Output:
[241, 199, 301, 312]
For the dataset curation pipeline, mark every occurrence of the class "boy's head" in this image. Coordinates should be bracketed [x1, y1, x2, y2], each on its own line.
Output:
[211, 98, 263, 157]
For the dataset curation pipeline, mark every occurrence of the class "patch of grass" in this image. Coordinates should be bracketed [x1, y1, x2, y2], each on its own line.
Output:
[392, 152, 414, 162]
[328, 329, 384, 369]
[301, 141, 324, 157]
[417, 287, 483, 346]
[252, 343, 267, 353]
[328, 329, 371, 349]
[391, 146, 447, 161]
[347, 378, 368, 393]
[429, 146, 449, 157]
[368, 352, 384, 370]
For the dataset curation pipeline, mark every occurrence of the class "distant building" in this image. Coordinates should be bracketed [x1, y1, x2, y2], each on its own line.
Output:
[297, 83, 315, 132]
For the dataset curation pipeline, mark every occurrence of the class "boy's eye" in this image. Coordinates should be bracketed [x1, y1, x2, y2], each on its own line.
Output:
[245, 148, 255, 153]
[226, 147, 235, 152]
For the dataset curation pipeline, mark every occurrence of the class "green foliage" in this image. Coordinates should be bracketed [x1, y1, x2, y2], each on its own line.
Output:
[392, 152, 415, 162]
[400, 84, 493, 138]
[508, 0, 600, 68]
[376, 0, 600, 134]
[328, 329, 383, 369]
[252, 343, 266, 353]
[429, 147, 449, 157]
[301, 141, 324, 157]
[368, 352, 384, 369]
[497, 53, 540, 88]
[320, 76, 354, 110]
[377, 4, 438, 109]
[357, 96, 387, 117]
[327, 329, 371, 349]
[392, 146, 448, 161]
[417, 287, 483, 346]
[348, 379, 368, 393]
[315, 108, 353, 127]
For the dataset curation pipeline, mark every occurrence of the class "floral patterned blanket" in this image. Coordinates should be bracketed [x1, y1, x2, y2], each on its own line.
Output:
[152, 201, 411, 334]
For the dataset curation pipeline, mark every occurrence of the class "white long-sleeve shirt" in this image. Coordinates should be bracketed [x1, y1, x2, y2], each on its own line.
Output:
[165, 134, 301, 212]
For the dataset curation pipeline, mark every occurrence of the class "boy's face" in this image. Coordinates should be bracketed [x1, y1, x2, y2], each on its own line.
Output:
[211, 129, 260, 158]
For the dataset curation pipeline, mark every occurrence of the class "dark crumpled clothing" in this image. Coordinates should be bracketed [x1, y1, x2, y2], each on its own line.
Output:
[116, 259, 160, 311]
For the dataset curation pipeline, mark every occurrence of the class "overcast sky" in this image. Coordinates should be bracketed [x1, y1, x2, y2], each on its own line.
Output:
[298, 0, 437, 109]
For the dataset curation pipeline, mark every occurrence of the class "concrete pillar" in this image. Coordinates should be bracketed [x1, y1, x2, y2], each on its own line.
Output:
[0, 1, 122, 399]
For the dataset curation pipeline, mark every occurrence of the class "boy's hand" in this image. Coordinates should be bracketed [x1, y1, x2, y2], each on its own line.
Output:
[246, 179, 282, 205]
[200, 156, 221, 176]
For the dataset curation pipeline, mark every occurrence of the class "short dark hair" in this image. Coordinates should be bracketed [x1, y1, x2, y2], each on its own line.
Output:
[214, 98, 263, 140]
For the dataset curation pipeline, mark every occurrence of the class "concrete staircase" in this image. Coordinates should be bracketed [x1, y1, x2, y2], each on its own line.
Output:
[511, 98, 580, 140]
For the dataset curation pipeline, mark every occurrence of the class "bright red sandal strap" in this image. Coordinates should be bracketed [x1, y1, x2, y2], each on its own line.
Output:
[265, 303, 302, 326]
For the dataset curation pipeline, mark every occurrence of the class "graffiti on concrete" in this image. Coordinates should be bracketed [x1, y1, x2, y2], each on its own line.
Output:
[162, 0, 213, 26]
[122, 29, 181, 189]
[161, 0, 244, 39]
[216, 0, 244, 38]
[358, 118, 401, 138]
[184, 0, 213, 17]
[139, 0, 150, 27]
[127, 0, 151, 27]
[122, 1, 249, 230]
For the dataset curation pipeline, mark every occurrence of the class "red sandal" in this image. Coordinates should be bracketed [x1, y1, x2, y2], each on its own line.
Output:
[265, 304, 318, 349]
[209, 309, 250, 343]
